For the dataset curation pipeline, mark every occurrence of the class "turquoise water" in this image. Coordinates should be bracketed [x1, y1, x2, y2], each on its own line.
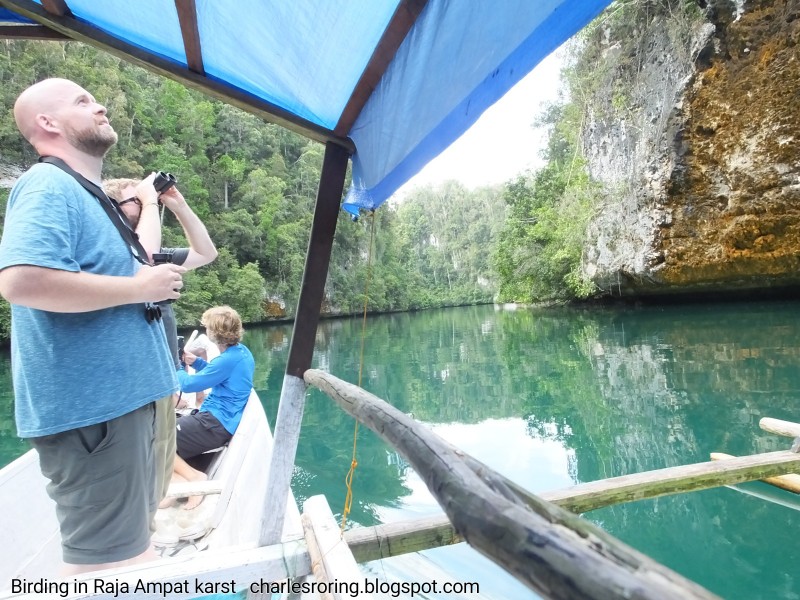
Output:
[2, 302, 800, 599]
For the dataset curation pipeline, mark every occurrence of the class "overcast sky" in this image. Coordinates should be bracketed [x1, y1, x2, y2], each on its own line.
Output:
[394, 49, 565, 198]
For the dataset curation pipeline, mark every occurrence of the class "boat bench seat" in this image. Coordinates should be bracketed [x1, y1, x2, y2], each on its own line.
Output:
[167, 445, 229, 499]
[164, 479, 224, 499]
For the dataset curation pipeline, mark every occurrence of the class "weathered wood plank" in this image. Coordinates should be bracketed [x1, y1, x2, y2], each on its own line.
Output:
[710, 452, 800, 494]
[305, 369, 719, 600]
[549, 449, 800, 514]
[301, 513, 334, 600]
[345, 513, 462, 562]
[164, 479, 224, 498]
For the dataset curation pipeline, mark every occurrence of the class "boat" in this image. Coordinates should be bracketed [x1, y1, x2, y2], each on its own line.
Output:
[3, 2, 799, 599]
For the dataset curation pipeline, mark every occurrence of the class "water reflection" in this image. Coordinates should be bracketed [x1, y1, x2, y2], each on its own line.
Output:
[283, 302, 800, 599]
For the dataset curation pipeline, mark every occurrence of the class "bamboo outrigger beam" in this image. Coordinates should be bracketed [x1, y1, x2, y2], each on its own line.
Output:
[345, 448, 800, 562]
[760, 417, 800, 451]
[710, 452, 800, 494]
[305, 369, 721, 600]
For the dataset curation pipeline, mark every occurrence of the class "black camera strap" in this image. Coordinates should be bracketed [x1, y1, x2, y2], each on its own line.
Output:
[39, 156, 162, 322]
[39, 156, 151, 265]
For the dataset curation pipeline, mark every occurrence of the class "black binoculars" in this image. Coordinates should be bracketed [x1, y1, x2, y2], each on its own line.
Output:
[153, 171, 177, 193]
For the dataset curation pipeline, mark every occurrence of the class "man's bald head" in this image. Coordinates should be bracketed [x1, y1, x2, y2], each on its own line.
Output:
[14, 78, 81, 143]
[13, 78, 117, 158]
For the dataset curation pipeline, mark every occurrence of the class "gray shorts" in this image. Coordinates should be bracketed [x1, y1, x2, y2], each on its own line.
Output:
[30, 402, 157, 565]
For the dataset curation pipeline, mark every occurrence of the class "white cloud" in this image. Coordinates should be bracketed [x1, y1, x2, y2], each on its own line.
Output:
[394, 49, 565, 198]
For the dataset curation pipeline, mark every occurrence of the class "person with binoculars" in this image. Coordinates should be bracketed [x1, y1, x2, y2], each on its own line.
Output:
[104, 173, 217, 518]
[105, 172, 217, 369]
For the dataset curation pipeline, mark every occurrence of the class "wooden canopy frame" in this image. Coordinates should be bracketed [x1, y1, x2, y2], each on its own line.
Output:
[0, 0, 430, 149]
[0, 0, 354, 149]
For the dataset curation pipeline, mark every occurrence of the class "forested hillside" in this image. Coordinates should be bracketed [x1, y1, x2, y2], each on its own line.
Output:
[0, 40, 508, 341]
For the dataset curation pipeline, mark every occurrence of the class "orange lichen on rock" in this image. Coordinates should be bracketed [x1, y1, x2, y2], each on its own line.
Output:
[655, 0, 800, 292]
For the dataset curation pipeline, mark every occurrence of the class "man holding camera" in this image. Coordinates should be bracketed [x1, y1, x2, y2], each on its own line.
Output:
[105, 174, 217, 513]
[0, 78, 185, 573]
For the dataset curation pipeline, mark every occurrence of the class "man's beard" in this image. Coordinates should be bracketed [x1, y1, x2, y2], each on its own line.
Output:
[65, 123, 118, 158]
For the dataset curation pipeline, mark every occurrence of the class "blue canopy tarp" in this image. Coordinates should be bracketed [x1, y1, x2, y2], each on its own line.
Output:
[0, 0, 611, 215]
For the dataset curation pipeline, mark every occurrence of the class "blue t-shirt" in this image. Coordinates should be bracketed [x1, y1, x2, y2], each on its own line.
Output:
[0, 163, 178, 438]
[177, 343, 254, 435]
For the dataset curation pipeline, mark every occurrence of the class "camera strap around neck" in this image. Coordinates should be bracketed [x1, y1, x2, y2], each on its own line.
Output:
[38, 156, 163, 323]
[38, 156, 151, 266]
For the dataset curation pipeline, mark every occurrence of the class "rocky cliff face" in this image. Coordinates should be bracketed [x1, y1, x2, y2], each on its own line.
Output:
[583, 0, 800, 297]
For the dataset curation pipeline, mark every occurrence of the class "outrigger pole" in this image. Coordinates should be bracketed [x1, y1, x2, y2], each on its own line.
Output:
[254, 142, 351, 557]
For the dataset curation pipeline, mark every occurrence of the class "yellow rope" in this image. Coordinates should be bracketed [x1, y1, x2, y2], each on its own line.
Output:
[340, 210, 377, 535]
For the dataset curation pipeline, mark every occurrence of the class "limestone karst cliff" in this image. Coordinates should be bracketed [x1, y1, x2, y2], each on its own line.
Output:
[582, 0, 800, 296]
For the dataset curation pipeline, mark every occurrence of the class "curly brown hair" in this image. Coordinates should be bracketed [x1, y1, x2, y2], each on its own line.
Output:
[201, 305, 244, 347]
[103, 178, 139, 202]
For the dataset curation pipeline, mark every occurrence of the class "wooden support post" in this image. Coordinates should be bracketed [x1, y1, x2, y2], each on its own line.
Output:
[250, 143, 349, 600]
[305, 369, 719, 600]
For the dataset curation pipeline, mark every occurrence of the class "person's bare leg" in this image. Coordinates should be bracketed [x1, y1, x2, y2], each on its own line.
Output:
[173, 455, 207, 510]
[158, 471, 187, 509]
[60, 546, 158, 576]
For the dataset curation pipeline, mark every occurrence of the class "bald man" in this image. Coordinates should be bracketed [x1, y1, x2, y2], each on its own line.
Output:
[0, 79, 186, 574]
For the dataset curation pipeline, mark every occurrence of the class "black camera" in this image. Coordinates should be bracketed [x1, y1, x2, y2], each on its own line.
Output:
[151, 253, 177, 303]
[152, 252, 172, 265]
[153, 171, 177, 194]
[177, 334, 186, 366]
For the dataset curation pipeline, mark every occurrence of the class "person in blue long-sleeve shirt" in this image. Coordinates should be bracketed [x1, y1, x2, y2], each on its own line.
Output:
[166, 305, 254, 509]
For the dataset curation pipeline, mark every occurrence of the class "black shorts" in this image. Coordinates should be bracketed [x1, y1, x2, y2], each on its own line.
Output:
[175, 411, 231, 460]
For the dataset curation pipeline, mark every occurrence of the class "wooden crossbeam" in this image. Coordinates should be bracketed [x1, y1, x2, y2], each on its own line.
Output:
[334, 0, 428, 136]
[174, 0, 204, 75]
[0, 24, 67, 39]
[711, 452, 800, 494]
